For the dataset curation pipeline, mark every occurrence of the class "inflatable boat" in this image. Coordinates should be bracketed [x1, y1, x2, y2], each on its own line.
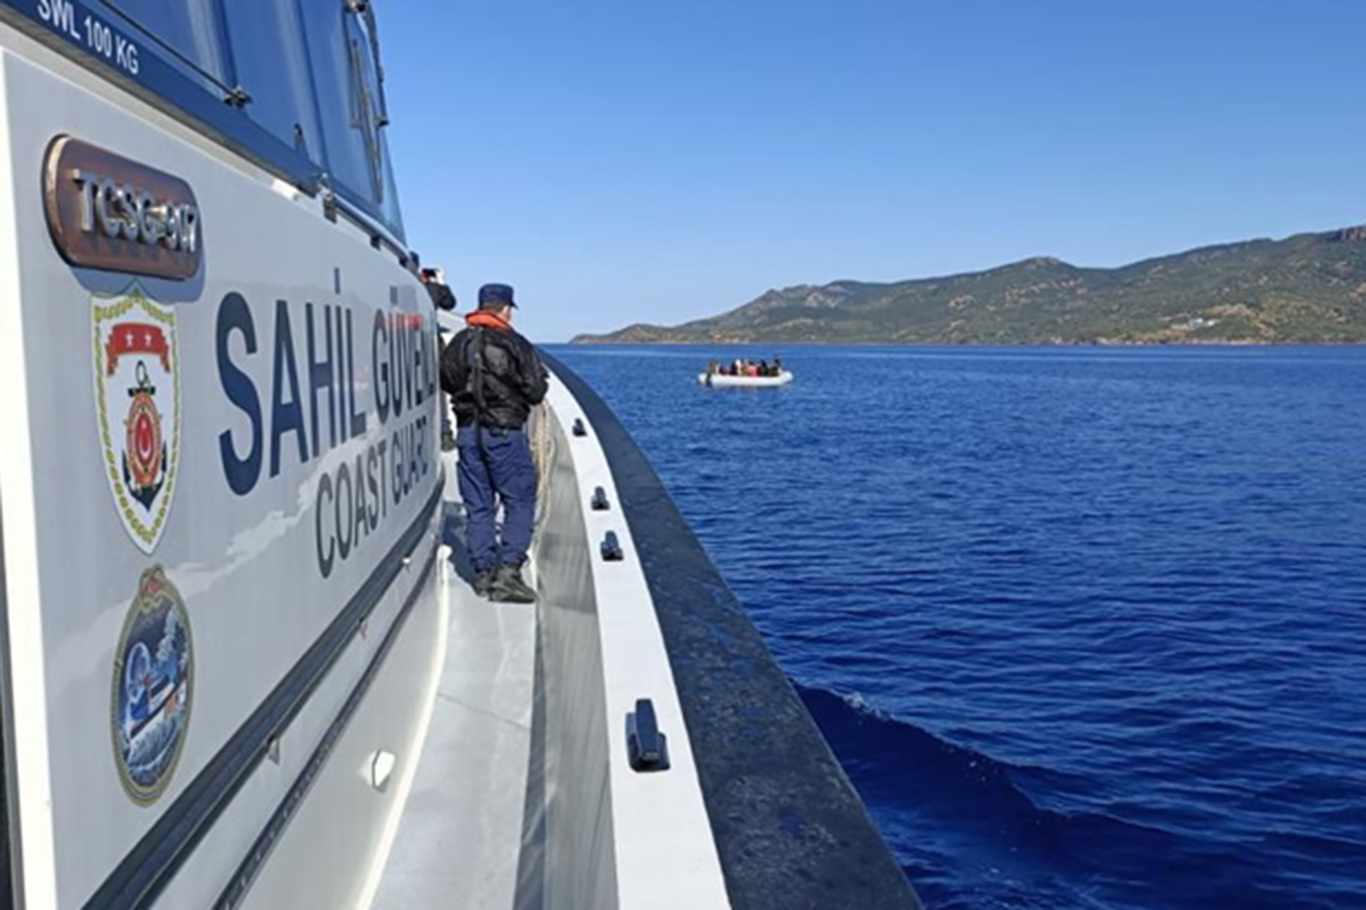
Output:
[698, 370, 794, 387]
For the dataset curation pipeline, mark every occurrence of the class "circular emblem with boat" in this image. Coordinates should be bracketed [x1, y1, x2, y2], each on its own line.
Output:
[111, 566, 193, 805]
[93, 284, 180, 554]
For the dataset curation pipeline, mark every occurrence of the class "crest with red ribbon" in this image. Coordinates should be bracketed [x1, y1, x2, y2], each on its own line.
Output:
[93, 286, 180, 554]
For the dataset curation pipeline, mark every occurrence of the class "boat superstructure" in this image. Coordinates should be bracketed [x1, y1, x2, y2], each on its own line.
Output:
[0, 2, 918, 907]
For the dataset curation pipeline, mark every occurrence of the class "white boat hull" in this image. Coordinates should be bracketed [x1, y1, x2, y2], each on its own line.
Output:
[698, 371, 794, 387]
[0, 20, 441, 907]
[0, 6, 917, 907]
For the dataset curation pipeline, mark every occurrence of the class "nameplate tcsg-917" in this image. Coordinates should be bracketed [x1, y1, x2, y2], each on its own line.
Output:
[43, 135, 201, 280]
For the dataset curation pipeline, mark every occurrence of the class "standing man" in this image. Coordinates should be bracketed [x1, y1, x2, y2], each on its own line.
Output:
[440, 284, 548, 603]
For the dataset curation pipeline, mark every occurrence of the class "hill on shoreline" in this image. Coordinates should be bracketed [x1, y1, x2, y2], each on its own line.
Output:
[572, 226, 1366, 345]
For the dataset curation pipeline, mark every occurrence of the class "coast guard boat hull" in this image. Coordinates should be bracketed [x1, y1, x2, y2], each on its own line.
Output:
[0, 3, 915, 908]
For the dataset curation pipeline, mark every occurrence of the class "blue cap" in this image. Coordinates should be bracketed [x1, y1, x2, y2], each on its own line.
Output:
[478, 283, 518, 309]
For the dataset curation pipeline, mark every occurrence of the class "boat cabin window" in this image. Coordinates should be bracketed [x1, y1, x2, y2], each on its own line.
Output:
[375, 128, 404, 237]
[222, 0, 325, 161]
[351, 6, 405, 235]
[300, 0, 399, 228]
[100, 0, 234, 95]
[70, 0, 404, 242]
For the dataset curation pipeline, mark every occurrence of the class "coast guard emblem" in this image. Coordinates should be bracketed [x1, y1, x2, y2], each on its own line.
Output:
[93, 286, 180, 554]
[111, 566, 193, 805]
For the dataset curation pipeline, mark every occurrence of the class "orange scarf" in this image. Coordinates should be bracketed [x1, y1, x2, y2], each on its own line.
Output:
[465, 310, 512, 331]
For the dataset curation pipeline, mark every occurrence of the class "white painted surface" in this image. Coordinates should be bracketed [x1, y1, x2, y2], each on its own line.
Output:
[0, 43, 59, 910]
[0, 13, 728, 909]
[0, 22, 441, 908]
[531, 398, 617, 910]
[154, 527, 439, 910]
[546, 378, 732, 910]
[370, 497, 537, 909]
[241, 542, 445, 910]
[368, 383, 731, 910]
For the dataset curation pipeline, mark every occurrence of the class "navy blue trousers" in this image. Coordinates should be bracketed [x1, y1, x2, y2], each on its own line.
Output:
[457, 426, 536, 572]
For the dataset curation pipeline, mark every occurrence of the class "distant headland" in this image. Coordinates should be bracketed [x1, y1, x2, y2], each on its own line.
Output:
[572, 226, 1366, 345]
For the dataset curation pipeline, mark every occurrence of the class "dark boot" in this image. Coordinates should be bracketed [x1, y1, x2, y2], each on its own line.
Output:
[490, 564, 537, 603]
[473, 569, 495, 598]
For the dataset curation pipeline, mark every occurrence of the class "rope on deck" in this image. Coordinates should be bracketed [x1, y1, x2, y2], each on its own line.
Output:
[530, 401, 555, 533]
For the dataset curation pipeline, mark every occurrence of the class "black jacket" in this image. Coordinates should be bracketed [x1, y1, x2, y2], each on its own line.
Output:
[440, 323, 548, 430]
[424, 281, 456, 312]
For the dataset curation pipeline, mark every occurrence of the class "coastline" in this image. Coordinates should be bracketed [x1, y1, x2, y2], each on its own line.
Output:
[564, 337, 1366, 347]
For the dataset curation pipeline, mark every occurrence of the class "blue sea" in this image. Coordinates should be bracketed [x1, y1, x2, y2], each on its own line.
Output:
[550, 344, 1366, 910]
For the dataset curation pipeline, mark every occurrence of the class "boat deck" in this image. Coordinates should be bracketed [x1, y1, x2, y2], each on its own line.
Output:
[371, 462, 537, 910]
[361, 373, 919, 910]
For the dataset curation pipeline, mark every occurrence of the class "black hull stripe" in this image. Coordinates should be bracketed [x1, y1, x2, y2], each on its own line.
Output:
[543, 355, 921, 910]
[85, 480, 442, 910]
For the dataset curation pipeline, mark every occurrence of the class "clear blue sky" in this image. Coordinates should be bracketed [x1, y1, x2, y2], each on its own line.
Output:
[380, 0, 1365, 342]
